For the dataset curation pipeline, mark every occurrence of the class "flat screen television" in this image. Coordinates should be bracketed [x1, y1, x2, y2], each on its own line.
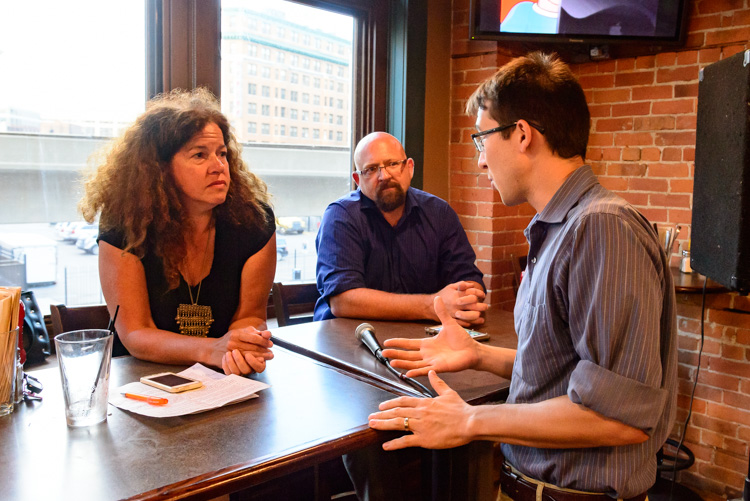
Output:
[470, 0, 689, 48]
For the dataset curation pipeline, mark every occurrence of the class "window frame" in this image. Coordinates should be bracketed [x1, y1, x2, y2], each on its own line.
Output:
[146, 0, 392, 173]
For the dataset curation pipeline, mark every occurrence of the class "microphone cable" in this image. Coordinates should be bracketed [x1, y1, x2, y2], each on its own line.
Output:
[384, 360, 437, 398]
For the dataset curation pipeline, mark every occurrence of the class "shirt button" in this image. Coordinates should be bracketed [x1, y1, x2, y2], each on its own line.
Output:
[531, 257, 537, 264]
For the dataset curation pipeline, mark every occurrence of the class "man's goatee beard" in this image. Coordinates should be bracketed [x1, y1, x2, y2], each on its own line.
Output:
[375, 183, 406, 212]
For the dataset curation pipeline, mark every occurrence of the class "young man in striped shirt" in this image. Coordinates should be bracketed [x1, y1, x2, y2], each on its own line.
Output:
[369, 52, 677, 501]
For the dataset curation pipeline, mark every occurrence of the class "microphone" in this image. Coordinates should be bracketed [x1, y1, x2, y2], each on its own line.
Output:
[355, 323, 387, 364]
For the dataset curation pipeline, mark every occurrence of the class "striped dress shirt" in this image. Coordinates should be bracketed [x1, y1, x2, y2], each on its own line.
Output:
[503, 165, 678, 499]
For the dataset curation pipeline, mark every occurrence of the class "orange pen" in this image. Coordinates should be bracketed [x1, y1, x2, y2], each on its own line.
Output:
[122, 393, 168, 406]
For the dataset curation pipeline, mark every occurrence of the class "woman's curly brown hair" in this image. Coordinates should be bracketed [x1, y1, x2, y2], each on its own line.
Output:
[80, 87, 271, 290]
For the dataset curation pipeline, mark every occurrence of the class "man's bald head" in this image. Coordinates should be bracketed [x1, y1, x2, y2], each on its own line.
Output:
[354, 132, 407, 171]
[351, 131, 414, 215]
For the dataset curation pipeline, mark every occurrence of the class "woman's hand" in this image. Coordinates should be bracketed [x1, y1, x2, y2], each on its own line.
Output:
[214, 326, 274, 375]
[381, 296, 481, 378]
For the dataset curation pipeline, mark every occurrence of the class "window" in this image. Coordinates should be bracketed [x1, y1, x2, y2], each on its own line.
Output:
[262, 47, 271, 60]
[336, 131, 343, 141]
[261, 123, 270, 134]
[328, 130, 333, 140]
[248, 83, 257, 94]
[338, 82, 344, 92]
[328, 114, 333, 124]
[219, 0, 379, 284]
[337, 99, 343, 109]
[262, 86, 270, 97]
[248, 63, 257, 75]
[1, 0, 145, 309]
[262, 105, 270, 115]
[336, 115, 343, 125]
[326, 64, 333, 74]
[262, 67, 270, 78]
[248, 103, 257, 114]
[249, 44, 257, 56]
[248, 122, 257, 133]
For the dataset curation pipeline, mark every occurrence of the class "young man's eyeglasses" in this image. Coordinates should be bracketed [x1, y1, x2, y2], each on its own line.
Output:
[471, 122, 545, 152]
[357, 159, 408, 178]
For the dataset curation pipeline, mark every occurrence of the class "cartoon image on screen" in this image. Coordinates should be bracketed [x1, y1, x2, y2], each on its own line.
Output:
[491, 0, 662, 37]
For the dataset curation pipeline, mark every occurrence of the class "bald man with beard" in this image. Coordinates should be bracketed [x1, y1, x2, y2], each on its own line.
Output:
[314, 132, 487, 326]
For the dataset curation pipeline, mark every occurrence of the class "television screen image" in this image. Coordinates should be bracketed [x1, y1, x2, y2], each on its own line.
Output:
[473, 0, 687, 44]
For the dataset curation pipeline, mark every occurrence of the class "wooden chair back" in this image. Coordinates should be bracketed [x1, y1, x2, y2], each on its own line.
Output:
[50, 304, 110, 336]
[272, 281, 319, 327]
[50, 304, 132, 357]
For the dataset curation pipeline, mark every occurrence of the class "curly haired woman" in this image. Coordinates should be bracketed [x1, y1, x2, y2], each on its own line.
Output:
[80, 88, 276, 375]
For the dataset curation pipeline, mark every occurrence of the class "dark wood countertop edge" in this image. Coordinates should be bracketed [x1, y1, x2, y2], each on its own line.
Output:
[123, 425, 387, 501]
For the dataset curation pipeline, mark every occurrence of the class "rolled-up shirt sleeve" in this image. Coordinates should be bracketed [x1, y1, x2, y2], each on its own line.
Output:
[316, 202, 367, 305]
[565, 212, 668, 435]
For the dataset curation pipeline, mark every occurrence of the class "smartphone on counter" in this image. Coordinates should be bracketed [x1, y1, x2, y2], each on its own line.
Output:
[424, 325, 490, 342]
[140, 372, 203, 393]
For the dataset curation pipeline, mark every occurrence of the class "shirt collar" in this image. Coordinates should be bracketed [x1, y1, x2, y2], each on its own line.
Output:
[535, 165, 598, 225]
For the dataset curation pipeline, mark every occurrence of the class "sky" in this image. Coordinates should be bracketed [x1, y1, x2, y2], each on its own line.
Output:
[0, 0, 352, 124]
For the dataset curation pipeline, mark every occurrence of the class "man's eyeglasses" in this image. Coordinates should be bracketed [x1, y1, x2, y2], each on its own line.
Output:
[358, 159, 408, 178]
[471, 122, 545, 152]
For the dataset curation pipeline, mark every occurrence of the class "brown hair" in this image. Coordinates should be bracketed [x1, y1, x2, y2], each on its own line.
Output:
[466, 52, 590, 160]
[80, 87, 271, 289]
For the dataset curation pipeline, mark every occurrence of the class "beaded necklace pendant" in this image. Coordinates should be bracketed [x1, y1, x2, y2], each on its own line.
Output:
[176, 303, 214, 337]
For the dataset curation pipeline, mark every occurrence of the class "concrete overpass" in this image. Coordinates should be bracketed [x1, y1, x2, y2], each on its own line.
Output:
[0, 133, 353, 225]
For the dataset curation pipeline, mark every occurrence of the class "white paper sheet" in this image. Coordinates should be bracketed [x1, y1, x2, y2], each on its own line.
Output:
[109, 363, 270, 417]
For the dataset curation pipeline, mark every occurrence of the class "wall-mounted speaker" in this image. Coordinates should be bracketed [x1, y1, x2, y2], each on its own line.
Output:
[692, 50, 750, 294]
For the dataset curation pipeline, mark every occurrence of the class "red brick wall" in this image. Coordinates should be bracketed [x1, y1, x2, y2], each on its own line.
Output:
[448, 1, 750, 499]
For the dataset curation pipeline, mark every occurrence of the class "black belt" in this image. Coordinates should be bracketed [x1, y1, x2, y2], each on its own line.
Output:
[499, 463, 647, 501]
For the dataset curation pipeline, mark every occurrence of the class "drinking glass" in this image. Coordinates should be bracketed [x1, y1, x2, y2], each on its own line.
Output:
[54, 329, 113, 427]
